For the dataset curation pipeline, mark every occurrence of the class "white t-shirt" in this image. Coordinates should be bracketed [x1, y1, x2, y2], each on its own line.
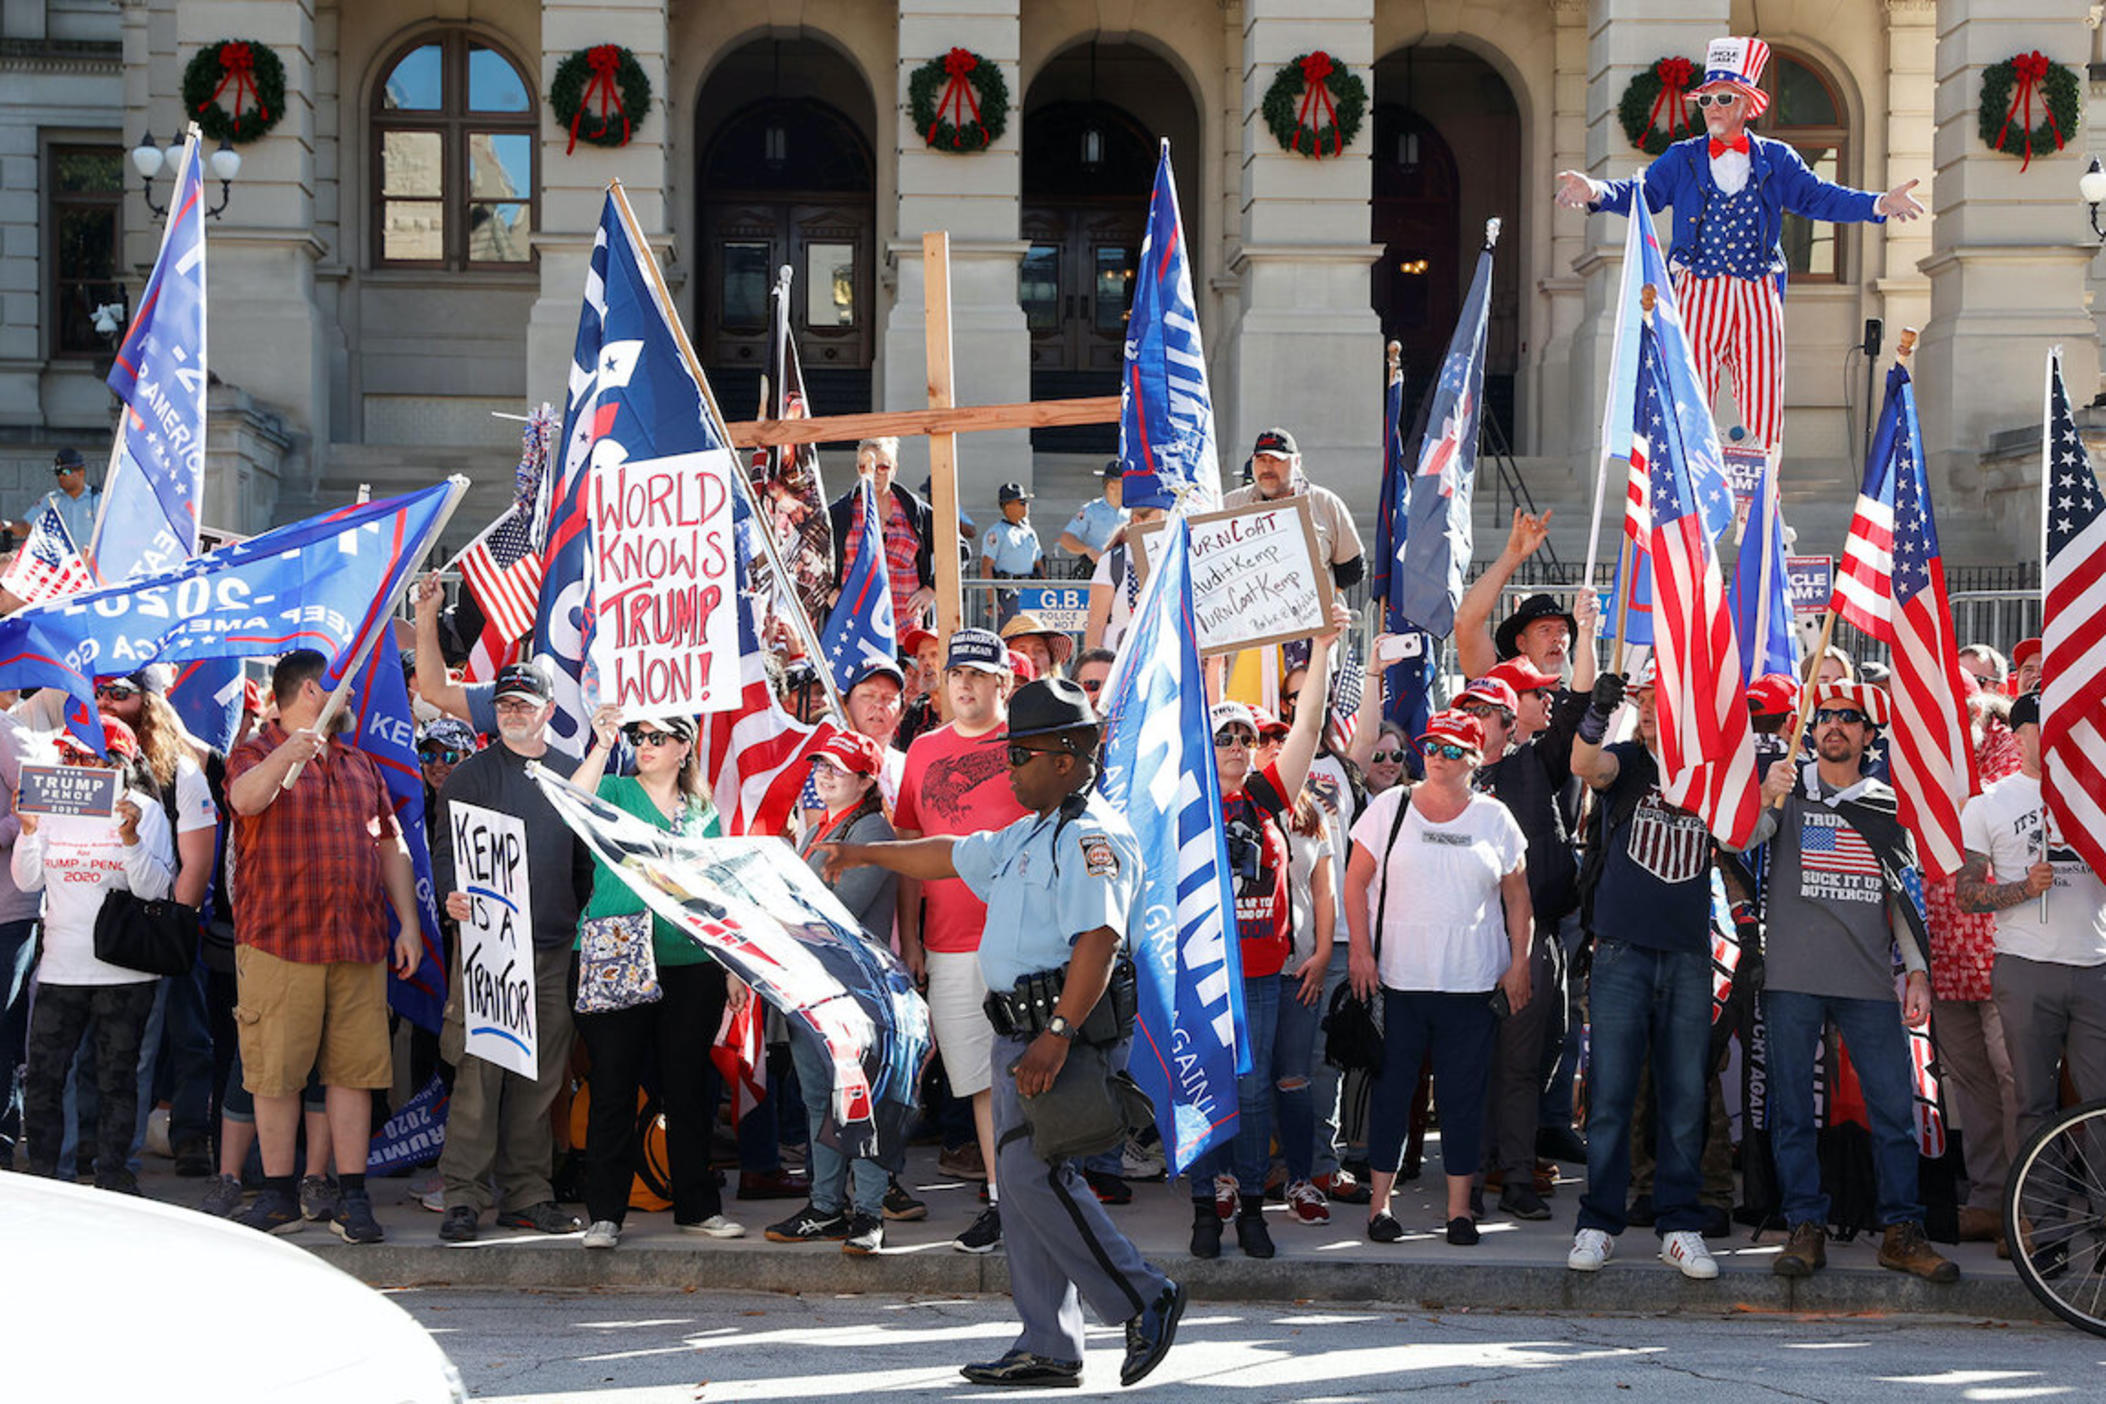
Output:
[1285, 828, 1332, 968]
[1961, 773, 2106, 967]
[1304, 752, 1359, 931]
[1350, 787, 1525, 993]
[1088, 546, 1135, 654]
[11, 788, 176, 985]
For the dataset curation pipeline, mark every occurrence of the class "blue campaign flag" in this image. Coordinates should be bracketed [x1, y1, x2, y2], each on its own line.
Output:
[1119, 141, 1221, 513]
[534, 187, 725, 757]
[1603, 530, 1655, 648]
[818, 479, 898, 693]
[1098, 516, 1247, 1175]
[1396, 234, 1495, 638]
[1729, 459, 1797, 683]
[347, 627, 448, 1032]
[1369, 361, 1434, 744]
[166, 659, 248, 753]
[0, 482, 459, 754]
[97, 130, 207, 584]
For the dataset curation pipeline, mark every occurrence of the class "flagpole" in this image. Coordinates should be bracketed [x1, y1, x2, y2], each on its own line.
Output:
[1608, 285, 1660, 679]
[1586, 207, 1645, 602]
[604, 180, 849, 728]
[2040, 347, 2057, 923]
[1774, 327, 1920, 806]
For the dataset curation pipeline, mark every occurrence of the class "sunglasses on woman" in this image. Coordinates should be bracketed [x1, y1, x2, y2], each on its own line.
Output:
[418, 747, 468, 765]
[1213, 730, 1255, 749]
[1420, 740, 1474, 761]
[625, 727, 678, 748]
[1368, 748, 1404, 764]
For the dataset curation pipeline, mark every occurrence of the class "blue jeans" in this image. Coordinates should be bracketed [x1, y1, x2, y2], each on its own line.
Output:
[1578, 939, 1711, 1236]
[1273, 971, 1323, 1182]
[1368, 989, 1497, 1177]
[152, 962, 215, 1149]
[1764, 989, 1924, 1228]
[0, 919, 35, 1156]
[789, 1034, 885, 1218]
[1195, 972, 1280, 1200]
[1310, 945, 1354, 1176]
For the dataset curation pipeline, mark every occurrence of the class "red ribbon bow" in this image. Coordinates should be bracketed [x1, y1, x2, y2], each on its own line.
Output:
[1708, 133, 1749, 158]
[928, 47, 988, 149]
[199, 40, 269, 127]
[567, 45, 631, 154]
[1295, 51, 1343, 158]
[1994, 50, 2063, 172]
[1650, 57, 1695, 142]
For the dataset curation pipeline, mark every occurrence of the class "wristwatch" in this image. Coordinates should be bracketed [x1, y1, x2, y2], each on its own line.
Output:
[1045, 1014, 1079, 1041]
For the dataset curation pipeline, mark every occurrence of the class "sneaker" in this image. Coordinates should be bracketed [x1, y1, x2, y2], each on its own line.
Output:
[146, 1106, 173, 1159]
[299, 1174, 341, 1224]
[1313, 1169, 1371, 1205]
[582, 1219, 620, 1249]
[1121, 1135, 1167, 1181]
[333, 1192, 385, 1245]
[1084, 1169, 1133, 1205]
[882, 1177, 928, 1221]
[1660, 1229, 1718, 1279]
[198, 1173, 245, 1219]
[1773, 1220, 1826, 1278]
[439, 1205, 480, 1242]
[1235, 1213, 1275, 1259]
[1286, 1179, 1331, 1225]
[497, 1201, 581, 1234]
[842, 1212, 884, 1256]
[1877, 1219, 1960, 1283]
[766, 1203, 850, 1243]
[1367, 1211, 1404, 1244]
[1213, 1173, 1240, 1221]
[954, 1204, 1002, 1254]
[936, 1142, 987, 1180]
[1498, 1185, 1552, 1221]
[419, 1185, 446, 1213]
[678, 1214, 747, 1239]
[237, 1189, 305, 1235]
[1567, 1227, 1615, 1271]
[406, 1167, 444, 1199]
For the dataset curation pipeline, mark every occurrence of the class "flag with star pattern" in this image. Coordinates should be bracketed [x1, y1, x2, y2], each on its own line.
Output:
[2041, 350, 2106, 876]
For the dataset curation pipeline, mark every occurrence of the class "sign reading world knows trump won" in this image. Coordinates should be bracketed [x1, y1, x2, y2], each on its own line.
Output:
[449, 800, 537, 1079]
[589, 451, 741, 718]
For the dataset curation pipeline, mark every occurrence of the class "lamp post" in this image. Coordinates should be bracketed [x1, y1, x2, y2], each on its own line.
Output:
[2081, 155, 2106, 242]
[130, 130, 240, 219]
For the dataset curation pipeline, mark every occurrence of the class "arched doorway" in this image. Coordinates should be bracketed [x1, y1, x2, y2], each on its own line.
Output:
[695, 40, 876, 419]
[1371, 46, 1521, 439]
[1021, 43, 1200, 452]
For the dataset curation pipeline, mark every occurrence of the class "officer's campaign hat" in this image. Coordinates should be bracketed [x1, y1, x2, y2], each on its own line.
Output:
[1005, 678, 1099, 740]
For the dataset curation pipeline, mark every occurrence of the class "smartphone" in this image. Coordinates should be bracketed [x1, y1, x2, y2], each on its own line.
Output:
[1488, 988, 1511, 1019]
[1377, 632, 1425, 664]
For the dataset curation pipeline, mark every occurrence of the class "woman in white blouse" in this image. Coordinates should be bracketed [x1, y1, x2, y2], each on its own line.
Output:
[1345, 709, 1532, 1247]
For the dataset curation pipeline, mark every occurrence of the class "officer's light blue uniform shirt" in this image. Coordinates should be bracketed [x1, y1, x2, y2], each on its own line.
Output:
[952, 791, 1143, 992]
[34, 487, 100, 552]
[1063, 497, 1128, 556]
[982, 518, 1042, 576]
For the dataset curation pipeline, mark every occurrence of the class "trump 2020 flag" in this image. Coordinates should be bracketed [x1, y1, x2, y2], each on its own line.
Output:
[818, 479, 897, 693]
[1396, 226, 1495, 639]
[535, 186, 723, 757]
[1119, 141, 1221, 513]
[347, 628, 448, 1031]
[1729, 456, 1797, 684]
[97, 127, 207, 585]
[1369, 353, 1433, 747]
[1098, 515, 1246, 1174]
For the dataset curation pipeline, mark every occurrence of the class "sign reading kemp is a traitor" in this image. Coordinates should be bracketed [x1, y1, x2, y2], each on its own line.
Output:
[1134, 497, 1335, 656]
[18, 764, 120, 818]
[589, 451, 740, 718]
[449, 800, 537, 1079]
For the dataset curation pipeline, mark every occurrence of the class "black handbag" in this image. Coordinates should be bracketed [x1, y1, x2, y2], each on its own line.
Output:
[1323, 784, 1412, 1076]
[92, 889, 199, 977]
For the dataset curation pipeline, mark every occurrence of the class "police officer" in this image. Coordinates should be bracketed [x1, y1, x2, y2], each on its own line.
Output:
[981, 483, 1043, 626]
[820, 679, 1184, 1389]
[1057, 461, 1128, 579]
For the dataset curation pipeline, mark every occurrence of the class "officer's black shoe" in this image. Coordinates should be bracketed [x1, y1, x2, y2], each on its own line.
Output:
[959, 1351, 1083, 1388]
[1121, 1280, 1187, 1387]
[1189, 1203, 1222, 1259]
[1235, 1212, 1275, 1260]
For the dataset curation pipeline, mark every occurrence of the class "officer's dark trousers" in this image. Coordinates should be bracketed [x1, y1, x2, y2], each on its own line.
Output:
[989, 1032, 1168, 1361]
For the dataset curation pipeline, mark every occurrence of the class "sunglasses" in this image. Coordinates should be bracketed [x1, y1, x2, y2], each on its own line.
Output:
[1421, 740, 1475, 761]
[1369, 748, 1405, 764]
[1079, 678, 1103, 694]
[1006, 743, 1066, 768]
[1693, 92, 1742, 108]
[419, 748, 468, 765]
[1458, 705, 1510, 724]
[1213, 730, 1255, 749]
[1813, 708, 1867, 726]
[54, 464, 83, 476]
[625, 727, 679, 748]
[93, 682, 139, 700]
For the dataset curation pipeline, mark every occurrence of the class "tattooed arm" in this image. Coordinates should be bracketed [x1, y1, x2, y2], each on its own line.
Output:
[1954, 848, 2054, 914]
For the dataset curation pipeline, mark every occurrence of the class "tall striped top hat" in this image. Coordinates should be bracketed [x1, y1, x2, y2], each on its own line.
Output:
[1696, 37, 1771, 119]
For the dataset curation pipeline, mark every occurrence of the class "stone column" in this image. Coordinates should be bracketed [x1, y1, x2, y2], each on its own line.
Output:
[1218, 0, 1383, 504]
[884, 0, 1030, 501]
[1530, 0, 1595, 467]
[526, 0, 674, 426]
[1875, 0, 1937, 347]
[1915, 1, 2097, 556]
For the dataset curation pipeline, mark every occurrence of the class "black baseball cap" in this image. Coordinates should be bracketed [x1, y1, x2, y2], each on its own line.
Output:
[998, 482, 1034, 505]
[1101, 460, 1124, 481]
[2010, 690, 2041, 729]
[492, 661, 553, 702]
[53, 448, 84, 473]
[1252, 427, 1298, 458]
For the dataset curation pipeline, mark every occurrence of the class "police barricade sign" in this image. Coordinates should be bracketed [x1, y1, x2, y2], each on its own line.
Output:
[1786, 555, 1834, 616]
[1015, 585, 1090, 634]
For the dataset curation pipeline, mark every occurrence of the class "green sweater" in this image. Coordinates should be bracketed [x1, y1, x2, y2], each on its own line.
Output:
[578, 775, 721, 968]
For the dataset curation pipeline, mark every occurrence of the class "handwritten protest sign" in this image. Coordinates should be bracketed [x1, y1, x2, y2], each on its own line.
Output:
[449, 800, 536, 1078]
[18, 764, 119, 818]
[1133, 498, 1335, 656]
[589, 450, 740, 718]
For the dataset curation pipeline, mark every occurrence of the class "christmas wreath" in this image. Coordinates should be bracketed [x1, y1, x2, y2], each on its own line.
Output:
[550, 44, 653, 154]
[181, 39, 286, 145]
[908, 48, 1009, 152]
[1617, 56, 1703, 156]
[1262, 52, 1365, 158]
[1978, 51, 2080, 171]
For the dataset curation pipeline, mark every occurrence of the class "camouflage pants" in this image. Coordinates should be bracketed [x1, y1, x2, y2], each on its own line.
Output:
[24, 981, 155, 1179]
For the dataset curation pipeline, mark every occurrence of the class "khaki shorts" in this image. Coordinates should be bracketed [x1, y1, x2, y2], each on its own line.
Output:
[926, 949, 994, 1098]
[235, 944, 393, 1096]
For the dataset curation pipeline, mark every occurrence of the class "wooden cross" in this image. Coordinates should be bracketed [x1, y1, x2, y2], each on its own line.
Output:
[724, 232, 1123, 640]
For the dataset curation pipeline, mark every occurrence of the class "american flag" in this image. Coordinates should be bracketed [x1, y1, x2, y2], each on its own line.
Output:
[461, 405, 550, 679]
[1830, 363, 1975, 880]
[1636, 326, 1761, 847]
[1, 504, 94, 605]
[1396, 233, 1495, 638]
[2041, 350, 2106, 875]
[1325, 636, 1363, 752]
[1800, 819, 1884, 878]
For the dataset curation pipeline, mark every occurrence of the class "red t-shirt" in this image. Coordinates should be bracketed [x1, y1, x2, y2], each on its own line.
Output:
[1222, 761, 1292, 978]
[894, 721, 1029, 954]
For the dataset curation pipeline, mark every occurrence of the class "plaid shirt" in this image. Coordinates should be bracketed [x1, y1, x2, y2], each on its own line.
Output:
[227, 722, 401, 965]
[842, 492, 926, 626]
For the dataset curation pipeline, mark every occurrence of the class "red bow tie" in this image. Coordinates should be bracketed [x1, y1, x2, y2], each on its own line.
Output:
[1709, 134, 1749, 158]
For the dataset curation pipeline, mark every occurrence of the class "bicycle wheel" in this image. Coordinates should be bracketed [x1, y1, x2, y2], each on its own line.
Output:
[2005, 1096, 2106, 1337]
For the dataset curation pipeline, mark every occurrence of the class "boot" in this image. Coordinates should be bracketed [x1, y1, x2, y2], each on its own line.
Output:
[1189, 1201, 1222, 1259]
[1772, 1221, 1827, 1278]
[1955, 1205, 2001, 1242]
[1877, 1220, 1959, 1283]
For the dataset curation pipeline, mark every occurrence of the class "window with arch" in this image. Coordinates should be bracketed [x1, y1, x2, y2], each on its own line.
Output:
[1756, 49, 1848, 282]
[371, 32, 536, 269]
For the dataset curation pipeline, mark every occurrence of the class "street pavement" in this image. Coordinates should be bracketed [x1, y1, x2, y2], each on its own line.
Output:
[396, 1285, 2106, 1401]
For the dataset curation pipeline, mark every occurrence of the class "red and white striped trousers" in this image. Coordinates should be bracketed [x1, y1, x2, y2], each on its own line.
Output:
[1672, 270, 1785, 453]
